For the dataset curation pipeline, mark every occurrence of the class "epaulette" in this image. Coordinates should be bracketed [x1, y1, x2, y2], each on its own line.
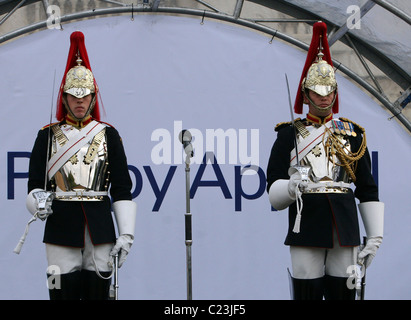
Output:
[41, 122, 60, 130]
[274, 118, 301, 132]
[339, 117, 365, 134]
[99, 120, 115, 129]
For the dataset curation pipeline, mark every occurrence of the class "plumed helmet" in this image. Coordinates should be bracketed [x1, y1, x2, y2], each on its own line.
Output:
[294, 21, 339, 114]
[302, 51, 337, 97]
[63, 56, 95, 98]
[56, 31, 101, 121]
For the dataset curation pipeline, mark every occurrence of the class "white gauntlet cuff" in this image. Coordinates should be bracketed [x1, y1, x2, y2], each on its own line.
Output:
[358, 201, 384, 238]
[113, 200, 137, 237]
[269, 180, 295, 211]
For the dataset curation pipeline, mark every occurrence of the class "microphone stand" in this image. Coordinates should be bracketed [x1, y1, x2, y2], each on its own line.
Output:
[185, 155, 193, 300]
[180, 129, 194, 300]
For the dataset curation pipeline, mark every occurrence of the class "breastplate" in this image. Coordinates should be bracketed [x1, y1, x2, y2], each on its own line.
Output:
[51, 124, 109, 193]
[297, 123, 352, 184]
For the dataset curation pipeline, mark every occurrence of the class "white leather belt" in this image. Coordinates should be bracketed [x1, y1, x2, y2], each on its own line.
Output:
[55, 191, 108, 201]
[304, 181, 351, 194]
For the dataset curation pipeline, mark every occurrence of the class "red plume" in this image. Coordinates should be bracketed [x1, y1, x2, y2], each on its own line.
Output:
[294, 21, 339, 114]
[56, 31, 101, 121]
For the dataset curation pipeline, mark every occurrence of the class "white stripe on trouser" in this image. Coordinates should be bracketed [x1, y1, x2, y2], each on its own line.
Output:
[45, 228, 113, 276]
[290, 227, 358, 279]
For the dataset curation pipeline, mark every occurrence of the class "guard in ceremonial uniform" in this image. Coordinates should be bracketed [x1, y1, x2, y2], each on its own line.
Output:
[266, 22, 384, 300]
[26, 31, 136, 300]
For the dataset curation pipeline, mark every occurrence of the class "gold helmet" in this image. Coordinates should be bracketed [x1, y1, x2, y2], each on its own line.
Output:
[63, 56, 95, 98]
[57, 31, 102, 122]
[294, 22, 339, 114]
[302, 51, 337, 97]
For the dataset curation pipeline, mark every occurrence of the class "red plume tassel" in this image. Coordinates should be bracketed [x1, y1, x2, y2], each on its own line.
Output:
[56, 31, 100, 121]
[294, 22, 339, 114]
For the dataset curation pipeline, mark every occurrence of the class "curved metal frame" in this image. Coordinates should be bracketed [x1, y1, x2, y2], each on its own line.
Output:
[0, 3, 410, 133]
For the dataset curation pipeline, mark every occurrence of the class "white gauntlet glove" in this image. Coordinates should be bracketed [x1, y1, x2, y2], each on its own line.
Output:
[26, 188, 55, 221]
[109, 200, 137, 268]
[288, 170, 308, 199]
[358, 201, 384, 268]
[15, 189, 55, 254]
[268, 167, 308, 211]
[110, 234, 133, 268]
[358, 236, 382, 268]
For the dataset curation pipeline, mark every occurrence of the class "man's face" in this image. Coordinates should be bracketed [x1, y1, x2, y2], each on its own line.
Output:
[305, 90, 335, 117]
[66, 93, 92, 119]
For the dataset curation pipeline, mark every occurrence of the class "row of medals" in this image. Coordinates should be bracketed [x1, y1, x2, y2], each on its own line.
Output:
[331, 119, 357, 137]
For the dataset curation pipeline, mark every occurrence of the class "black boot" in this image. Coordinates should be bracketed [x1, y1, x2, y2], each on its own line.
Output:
[81, 270, 112, 300]
[47, 270, 82, 300]
[290, 275, 324, 300]
[324, 275, 356, 300]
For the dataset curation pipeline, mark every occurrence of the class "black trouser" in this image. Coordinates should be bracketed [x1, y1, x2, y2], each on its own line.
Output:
[47, 270, 111, 300]
[290, 275, 356, 300]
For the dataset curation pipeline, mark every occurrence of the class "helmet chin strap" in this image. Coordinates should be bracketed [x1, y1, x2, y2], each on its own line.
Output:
[303, 89, 337, 114]
[63, 94, 96, 123]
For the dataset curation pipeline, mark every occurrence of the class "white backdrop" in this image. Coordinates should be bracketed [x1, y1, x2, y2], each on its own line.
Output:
[0, 15, 410, 300]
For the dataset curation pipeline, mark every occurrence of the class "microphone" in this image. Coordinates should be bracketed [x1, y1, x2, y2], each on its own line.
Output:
[179, 130, 194, 158]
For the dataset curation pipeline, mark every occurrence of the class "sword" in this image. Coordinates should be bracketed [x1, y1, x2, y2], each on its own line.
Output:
[14, 70, 56, 255]
[284, 74, 311, 233]
[285, 73, 300, 166]
[287, 268, 295, 300]
[44, 70, 56, 189]
[284, 73, 310, 180]
[360, 236, 367, 300]
[109, 254, 119, 300]
[114, 254, 119, 300]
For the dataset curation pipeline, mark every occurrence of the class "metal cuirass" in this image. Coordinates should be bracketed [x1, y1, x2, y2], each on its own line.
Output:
[50, 124, 109, 199]
[299, 127, 351, 183]
[294, 120, 353, 193]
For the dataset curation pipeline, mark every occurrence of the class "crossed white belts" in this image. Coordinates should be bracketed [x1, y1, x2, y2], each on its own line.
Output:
[290, 120, 332, 167]
[47, 120, 107, 197]
[290, 120, 350, 190]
